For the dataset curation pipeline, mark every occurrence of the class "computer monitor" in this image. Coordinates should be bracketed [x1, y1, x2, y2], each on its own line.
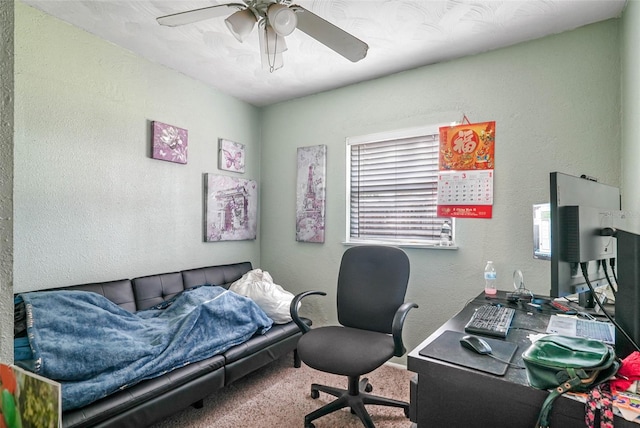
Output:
[549, 172, 640, 357]
[549, 172, 620, 307]
[533, 203, 551, 260]
[614, 228, 640, 357]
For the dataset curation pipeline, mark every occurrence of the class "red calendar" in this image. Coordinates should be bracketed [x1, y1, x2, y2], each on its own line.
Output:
[437, 121, 495, 219]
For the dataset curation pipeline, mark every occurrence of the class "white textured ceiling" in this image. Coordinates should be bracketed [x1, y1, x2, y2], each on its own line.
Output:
[23, 0, 626, 106]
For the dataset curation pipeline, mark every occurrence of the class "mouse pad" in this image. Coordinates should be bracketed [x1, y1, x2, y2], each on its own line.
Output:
[418, 330, 518, 376]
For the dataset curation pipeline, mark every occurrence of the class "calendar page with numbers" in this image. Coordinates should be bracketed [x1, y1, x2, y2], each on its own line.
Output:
[437, 170, 493, 218]
[437, 121, 495, 219]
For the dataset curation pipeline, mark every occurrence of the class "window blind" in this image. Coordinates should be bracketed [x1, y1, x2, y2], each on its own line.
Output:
[348, 133, 451, 243]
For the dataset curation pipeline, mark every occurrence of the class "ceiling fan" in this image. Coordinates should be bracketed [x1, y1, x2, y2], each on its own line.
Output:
[156, 0, 369, 72]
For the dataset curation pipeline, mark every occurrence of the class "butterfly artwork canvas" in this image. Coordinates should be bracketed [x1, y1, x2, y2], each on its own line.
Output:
[151, 121, 188, 164]
[218, 139, 245, 173]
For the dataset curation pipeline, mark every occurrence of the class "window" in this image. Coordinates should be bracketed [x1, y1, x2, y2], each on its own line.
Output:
[346, 124, 454, 247]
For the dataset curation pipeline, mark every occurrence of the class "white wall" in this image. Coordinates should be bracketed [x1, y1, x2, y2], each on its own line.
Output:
[0, 0, 14, 364]
[13, 2, 262, 292]
[259, 20, 621, 363]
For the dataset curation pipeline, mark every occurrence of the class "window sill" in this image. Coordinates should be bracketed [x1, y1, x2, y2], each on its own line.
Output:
[342, 240, 458, 250]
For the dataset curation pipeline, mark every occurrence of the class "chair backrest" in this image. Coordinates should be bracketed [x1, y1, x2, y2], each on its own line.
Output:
[336, 245, 410, 334]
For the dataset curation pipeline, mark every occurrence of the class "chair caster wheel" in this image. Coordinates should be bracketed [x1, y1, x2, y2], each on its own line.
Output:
[305, 423, 315, 428]
[310, 389, 320, 399]
[404, 407, 410, 418]
[350, 407, 356, 414]
[364, 383, 373, 393]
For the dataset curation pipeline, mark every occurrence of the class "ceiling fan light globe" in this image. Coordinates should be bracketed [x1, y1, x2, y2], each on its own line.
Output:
[259, 24, 287, 54]
[267, 4, 297, 36]
[224, 8, 256, 42]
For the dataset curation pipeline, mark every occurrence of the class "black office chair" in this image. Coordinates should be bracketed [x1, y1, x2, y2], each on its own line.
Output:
[290, 245, 417, 428]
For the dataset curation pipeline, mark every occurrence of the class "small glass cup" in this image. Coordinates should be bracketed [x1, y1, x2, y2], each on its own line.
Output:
[512, 269, 534, 302]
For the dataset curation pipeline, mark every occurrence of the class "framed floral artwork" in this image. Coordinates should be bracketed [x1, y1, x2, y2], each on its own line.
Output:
[204, 174, 258, 242]
[296, 145, 326, 243]
[218, 138, 245, 173]
[151, 121, 188, 164]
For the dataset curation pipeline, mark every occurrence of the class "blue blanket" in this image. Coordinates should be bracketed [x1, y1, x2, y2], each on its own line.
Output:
[18, 286, 273, 410]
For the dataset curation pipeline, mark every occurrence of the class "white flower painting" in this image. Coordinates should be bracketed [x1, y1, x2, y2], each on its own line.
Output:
[152, 121, 188, 164]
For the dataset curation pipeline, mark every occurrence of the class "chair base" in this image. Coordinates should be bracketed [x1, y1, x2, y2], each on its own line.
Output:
[304, 376, 410, 428]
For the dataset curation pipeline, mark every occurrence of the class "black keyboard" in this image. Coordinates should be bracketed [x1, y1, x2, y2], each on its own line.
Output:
[464, 304, 515, 338]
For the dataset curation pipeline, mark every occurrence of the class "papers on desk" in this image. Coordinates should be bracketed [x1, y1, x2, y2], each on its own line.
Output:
[546, 315, 615, 344]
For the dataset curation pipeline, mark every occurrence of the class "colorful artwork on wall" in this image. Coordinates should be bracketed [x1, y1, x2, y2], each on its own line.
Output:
[218, 138, 245, 173]
[296, 145, 326, 243]
[204, 174, 258, 242]
[437, 120, 495, 218]
[151, 121, 188, 164]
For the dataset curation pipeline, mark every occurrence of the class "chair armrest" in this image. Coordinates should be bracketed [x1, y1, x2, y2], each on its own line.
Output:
[392, 302, 419, 357]
[290, 291, 327, 334]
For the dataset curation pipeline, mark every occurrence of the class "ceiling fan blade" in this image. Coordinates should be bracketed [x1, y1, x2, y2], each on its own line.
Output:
[292, 6, 368, 63]
[157, 3, 246, 27]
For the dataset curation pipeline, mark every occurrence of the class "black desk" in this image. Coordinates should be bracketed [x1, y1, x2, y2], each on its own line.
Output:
[407, 291, 636, 428]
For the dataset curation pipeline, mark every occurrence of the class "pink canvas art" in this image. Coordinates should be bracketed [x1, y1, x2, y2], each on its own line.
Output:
[218, 138, 245, 173]
[152, 121, 188, 164]
[205, 174, 258, 242]
[296, 145, 326, 243]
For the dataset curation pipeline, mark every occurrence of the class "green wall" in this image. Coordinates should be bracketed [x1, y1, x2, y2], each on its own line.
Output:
[622, 1, 640, 214]
[13, 1, 262, 293]
[259, 20, 622, 362]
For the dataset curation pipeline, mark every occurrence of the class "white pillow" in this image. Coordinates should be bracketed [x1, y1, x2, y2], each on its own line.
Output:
[229, 269, 294, 324]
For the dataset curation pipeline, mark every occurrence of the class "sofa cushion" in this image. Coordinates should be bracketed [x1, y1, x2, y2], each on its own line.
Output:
[222, 322, 309, 385]
[63, 279, 136, 312]
[132, 272, 184, 310]
[62, 354, 225, 428]
[224, 319, 308, 364]
[182, 262, 252, 289]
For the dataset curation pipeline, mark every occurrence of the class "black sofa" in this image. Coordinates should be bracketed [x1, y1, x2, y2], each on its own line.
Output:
[14, 261, 307, 428]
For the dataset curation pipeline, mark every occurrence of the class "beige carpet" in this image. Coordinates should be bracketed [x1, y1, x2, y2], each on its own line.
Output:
[151, 353, 414, 428]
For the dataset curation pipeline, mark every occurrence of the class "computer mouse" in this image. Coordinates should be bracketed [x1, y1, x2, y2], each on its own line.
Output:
[460, 335, 493, 355]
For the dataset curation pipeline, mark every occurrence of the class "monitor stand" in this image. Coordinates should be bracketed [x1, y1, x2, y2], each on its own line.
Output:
[578, 290, 595, 309]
